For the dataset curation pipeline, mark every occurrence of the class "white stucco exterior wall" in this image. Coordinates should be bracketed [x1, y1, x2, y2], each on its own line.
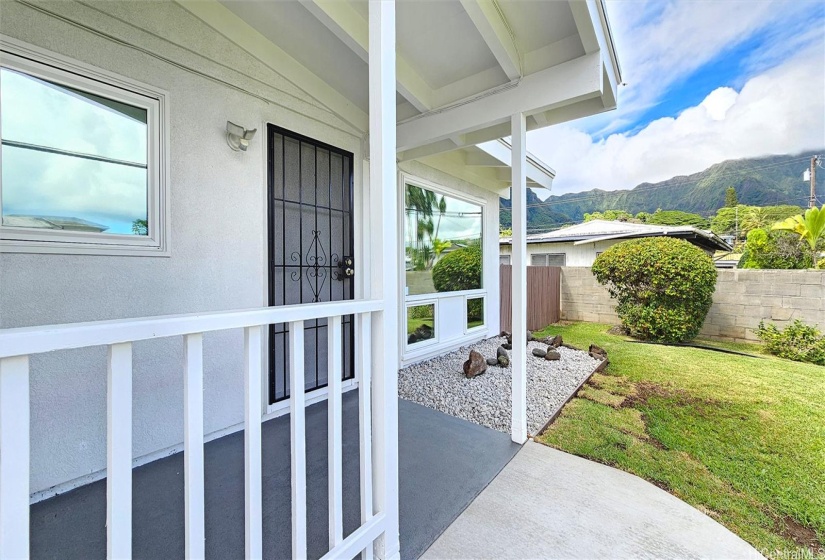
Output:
[0, 0, 365, 495]
[1, 0, 505, 496]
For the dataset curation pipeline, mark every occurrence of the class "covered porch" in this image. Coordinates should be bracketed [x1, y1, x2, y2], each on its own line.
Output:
[0, 1, 621, 558]
[30, 394, 518, 559]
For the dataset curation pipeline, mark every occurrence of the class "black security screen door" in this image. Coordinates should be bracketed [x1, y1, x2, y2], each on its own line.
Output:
[267, 124, 355, 404]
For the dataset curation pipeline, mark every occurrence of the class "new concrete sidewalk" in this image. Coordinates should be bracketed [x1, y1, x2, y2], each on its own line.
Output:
[423, 441, 763, 559]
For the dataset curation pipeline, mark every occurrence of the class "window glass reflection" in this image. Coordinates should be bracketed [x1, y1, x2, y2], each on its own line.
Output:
[407, 304, 435, 345]
[404, 185, 482, 296]
[0, 67, 149, 235]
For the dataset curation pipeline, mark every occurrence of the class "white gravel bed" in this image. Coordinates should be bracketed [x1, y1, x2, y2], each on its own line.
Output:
[398, 336, 601, 435]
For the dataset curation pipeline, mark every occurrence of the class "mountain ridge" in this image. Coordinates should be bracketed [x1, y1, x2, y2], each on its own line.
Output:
[499, 150, 824, 231]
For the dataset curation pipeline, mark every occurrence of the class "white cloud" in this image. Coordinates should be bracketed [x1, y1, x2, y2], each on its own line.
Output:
[583, 0, 820, 136]
[528, 49, 825, 195]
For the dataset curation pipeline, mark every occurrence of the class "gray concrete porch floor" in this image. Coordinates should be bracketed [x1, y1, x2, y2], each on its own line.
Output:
[30, 394, 519, 560]
[423, 440, 763, 560]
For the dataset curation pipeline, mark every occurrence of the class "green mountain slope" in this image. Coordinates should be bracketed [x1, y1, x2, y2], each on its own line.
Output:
[500, 151, 823, 231]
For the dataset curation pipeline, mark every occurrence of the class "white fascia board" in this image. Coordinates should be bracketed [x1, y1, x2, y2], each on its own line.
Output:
[175, 0, 368, 132]
[300, 0, 433, 112]
[479, 140, 555, 189]
[396, 52, 602, 154]
[569, 0, 620, 101]
[459, 0, 521, 81]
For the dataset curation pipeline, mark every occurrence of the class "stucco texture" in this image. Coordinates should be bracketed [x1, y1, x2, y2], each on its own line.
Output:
[1, 0, 363, 494]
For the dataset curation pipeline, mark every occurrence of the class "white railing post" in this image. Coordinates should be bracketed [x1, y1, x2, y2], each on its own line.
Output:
[368, 0, 400, 558]
[510, 112, 528, 444]
[0, 355, 30, 560]
[289, 321, 307, 559]
[184, 333, 205, 560]
[107, 342, 133, 559]
[358, 313, 374, 560]
[244, 326, 263, 560]
[327, 316, 343, 549]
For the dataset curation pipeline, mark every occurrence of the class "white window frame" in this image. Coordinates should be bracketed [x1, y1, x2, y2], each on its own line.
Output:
[405, 299, 438, 349]
[0, 36, 170, 256]
[531, 252, 566, 266]
[400, 172, 488, 353]
[464, 294, 486, 334]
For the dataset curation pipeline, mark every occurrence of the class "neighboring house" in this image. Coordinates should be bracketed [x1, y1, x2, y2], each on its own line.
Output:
[0, 1, 620, 559]
[501, 219, 732, 267]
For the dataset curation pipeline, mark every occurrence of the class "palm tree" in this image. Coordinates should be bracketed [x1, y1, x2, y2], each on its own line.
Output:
[772, 205, 825, 268]
[740, 207, 770, 233]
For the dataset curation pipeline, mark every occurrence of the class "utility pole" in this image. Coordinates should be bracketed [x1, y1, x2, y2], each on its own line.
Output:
[809, 156, 820, 209]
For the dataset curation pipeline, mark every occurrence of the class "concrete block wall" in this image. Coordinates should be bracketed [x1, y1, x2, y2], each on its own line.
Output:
[559, 267, 825, 343]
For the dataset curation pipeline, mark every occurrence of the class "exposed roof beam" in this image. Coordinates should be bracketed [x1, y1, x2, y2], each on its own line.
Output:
[459, 0, 521, 81]
[300, 0, 433, 112]
[176, 0, 367, 132]
[397, 52, 602, 157]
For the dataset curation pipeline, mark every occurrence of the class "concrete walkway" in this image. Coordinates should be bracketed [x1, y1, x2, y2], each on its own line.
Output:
[423, 441, 763, 560]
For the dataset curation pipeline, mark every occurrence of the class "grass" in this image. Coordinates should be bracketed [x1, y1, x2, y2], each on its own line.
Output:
[406, 317, 434, 336]
[533, 322, 825, 556]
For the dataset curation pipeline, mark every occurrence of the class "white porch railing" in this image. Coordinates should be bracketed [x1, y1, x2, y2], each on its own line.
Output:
[0, 299, 386, 559]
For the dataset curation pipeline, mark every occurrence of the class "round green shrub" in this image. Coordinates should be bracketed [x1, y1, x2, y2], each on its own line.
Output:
[591, 237, 717, 342]
[432, 245, 482, 293]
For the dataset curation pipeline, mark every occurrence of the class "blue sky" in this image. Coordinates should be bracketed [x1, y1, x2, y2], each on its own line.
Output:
[528, 0, 825, 196]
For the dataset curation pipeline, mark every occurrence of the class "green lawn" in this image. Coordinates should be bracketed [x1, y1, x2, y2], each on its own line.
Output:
[533, 322, 825, 556]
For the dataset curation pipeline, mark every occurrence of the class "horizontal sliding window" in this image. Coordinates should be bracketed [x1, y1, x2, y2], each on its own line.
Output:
[0, 39, 168, 254]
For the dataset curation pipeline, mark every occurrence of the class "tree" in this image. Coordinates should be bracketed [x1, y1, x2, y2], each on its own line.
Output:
[740, 228, 811, 269]
[771, 205, 825, 268]
[646, 209, 710, 229]
[592, 237, 717, 342]
[711, 204, 804, 237]
[725, 186, 738, 207]
[132, 219, 148, 235]
[432, 245, 482, 293]
[583, 210, 633, 222]
[406, 185, 447, 269]
[432, 238, 452, 259]
[739, 206, 771, 232]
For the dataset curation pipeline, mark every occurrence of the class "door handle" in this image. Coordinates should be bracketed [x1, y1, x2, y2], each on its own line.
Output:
[337, 257, 354, 280]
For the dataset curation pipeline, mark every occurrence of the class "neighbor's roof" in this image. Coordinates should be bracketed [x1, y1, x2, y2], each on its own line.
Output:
[3, 215, 109, 232]
[501, 219, 732, 252]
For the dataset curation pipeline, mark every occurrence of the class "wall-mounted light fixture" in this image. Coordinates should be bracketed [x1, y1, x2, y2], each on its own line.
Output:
[226, 121, 257, 152]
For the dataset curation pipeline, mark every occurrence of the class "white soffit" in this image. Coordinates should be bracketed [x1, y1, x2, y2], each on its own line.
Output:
[184, 0, 620, 157]
[417, 139, 554, 197]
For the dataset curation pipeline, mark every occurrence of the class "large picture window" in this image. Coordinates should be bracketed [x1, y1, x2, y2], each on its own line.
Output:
[0, 38, 168, 255]
[404, 183, 482, 296]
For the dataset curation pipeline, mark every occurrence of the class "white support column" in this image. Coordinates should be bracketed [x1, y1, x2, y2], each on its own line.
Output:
[244, 326, 263, 560]
[107, 342, 133, 559]
[289, 321, 307, 559]
[510, 113, 528, 444]
[368, 1, 400, 558]
[0, 355, 30, 560]
[327, 315, 344, 548]
[184, 333, 205, 560]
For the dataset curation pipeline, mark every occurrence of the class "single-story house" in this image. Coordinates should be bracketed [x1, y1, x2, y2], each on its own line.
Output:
[500, 219, 733, 267]
[0, 1, 620, 558]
